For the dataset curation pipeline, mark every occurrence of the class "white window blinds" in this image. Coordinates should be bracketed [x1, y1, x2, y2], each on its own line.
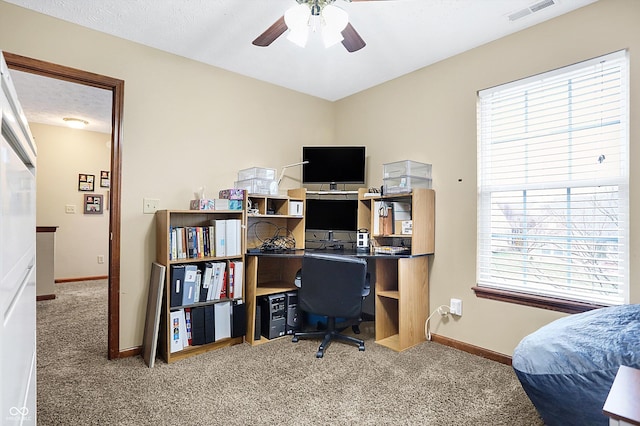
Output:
[477, 50, 629, 306]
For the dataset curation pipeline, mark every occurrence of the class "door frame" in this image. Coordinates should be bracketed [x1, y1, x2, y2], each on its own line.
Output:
[5, 52, 124, 359]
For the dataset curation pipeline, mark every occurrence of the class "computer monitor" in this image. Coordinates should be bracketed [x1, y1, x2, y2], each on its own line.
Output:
[302, 146, 366, 187]
[305, 199, 358, 232]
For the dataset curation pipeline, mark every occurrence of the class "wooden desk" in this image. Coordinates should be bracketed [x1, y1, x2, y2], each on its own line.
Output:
[245, 249, 430, 352]
[603, 365, 640, 426]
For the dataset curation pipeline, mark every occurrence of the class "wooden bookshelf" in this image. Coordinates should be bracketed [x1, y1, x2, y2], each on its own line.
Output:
[155, 208, 246, 364]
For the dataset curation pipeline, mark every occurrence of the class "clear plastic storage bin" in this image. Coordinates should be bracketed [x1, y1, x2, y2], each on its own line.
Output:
[383, 176, 432, 194]
[237, 167, 276, 181]
[383, 160, 432, 180]
[234, 178, 278, 195]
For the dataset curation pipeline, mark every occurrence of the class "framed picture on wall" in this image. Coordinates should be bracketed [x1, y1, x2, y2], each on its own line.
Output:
[100, 170, 110, 188]
[84, 194, 103, 214]
[78, 174, 95, 192]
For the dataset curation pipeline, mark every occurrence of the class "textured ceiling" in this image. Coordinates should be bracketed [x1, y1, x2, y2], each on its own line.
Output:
[4, 0, 598, 134]
[11, 70, 113, 134]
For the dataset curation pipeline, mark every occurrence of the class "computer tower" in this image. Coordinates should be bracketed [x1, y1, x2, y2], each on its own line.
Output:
[259, 293, 286, 340]
[285, 291, 301, 334]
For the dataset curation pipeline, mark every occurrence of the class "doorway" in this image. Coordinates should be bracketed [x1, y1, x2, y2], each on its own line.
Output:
[5, 52, 123, 360]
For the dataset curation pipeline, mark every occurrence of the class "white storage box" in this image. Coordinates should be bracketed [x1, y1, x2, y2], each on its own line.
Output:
[383, 176, 432, 194]
[237, 167, 276, 181]
[383, 160, 432, 180]
[235, 178, 278, 195]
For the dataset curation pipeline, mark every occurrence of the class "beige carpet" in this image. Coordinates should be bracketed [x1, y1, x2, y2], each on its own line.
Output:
[36, 280, 543, 425]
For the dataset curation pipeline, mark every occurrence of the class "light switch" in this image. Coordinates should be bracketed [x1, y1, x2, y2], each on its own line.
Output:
[65, 204, 76, 214]
[143, 198, 160, 214]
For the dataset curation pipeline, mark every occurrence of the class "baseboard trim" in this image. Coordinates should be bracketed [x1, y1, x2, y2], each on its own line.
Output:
[114, 347, 142, 359]
[36, 294, 56, 301]
[55, 275, 108, 283]
[430, 334, 512, 366]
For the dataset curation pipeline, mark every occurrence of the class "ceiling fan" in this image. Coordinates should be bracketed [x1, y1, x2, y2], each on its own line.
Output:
[252, 0, 390, 53]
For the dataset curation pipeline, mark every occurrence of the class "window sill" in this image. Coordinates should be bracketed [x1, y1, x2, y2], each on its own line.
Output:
[472, 286, 607, 315]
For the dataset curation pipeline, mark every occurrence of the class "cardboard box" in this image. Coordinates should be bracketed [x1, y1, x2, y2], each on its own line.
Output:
[228, 200, 242, 210]
[218, 189, 245, 200]
[190, 199, 215, 210]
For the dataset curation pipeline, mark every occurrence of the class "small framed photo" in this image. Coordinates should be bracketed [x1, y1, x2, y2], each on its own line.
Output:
[78, 174, 95, 192]
[100, 170, 110, 188]
[84, 194, 103, 214]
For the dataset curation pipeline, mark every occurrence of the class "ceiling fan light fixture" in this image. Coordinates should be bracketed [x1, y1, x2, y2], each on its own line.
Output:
[321, 4, 348, 47]
[63, 117, 89, 129]
[285, 4, 311, 47]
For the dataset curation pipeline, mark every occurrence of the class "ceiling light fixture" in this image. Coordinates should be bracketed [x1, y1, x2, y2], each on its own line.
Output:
[63, 117, 89, 129]
[284, 0, 349, 48]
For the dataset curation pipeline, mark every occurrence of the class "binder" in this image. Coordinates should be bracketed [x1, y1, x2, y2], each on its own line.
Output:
[200, 263, 213, 302]
[232, 261, 243, 299]
[211, 262, 227, 300]
[170, 309, 186, 353]
[231, 300, 247, 338]
[190, 307, 206, 346]
[214, 219, 226, 257]
[182, 264, 198, 306]
[228, 261, 235, 299]
[170, 265, 186, 308]
[225, 219, 241, 256]
[214, 301, 231, 341]
[204, 305, 215, 343]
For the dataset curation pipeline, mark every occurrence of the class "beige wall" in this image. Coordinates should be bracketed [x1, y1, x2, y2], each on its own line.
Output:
[1, 0, 637, 355]
[335, 0, 640, 355]
[33, 123, 110, 279]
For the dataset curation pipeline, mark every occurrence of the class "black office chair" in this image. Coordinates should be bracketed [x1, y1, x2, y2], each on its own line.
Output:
[292, 253, 369, 358]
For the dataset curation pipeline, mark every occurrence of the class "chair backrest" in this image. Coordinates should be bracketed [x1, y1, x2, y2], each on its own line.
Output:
[299, 253, 368, 319]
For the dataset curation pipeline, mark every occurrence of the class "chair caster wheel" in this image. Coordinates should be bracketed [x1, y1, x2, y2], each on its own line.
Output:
[292, 336, 299, 343]
[316, 351, 324, 358]
[359, 345, 365, 351]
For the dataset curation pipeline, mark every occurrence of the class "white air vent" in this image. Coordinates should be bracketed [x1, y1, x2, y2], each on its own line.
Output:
[508, 0, 556, 21]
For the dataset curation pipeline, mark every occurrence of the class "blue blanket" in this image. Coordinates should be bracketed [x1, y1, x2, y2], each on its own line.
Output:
[512, 304, 640, 426]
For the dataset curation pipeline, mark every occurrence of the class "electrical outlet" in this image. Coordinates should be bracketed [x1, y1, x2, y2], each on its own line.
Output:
[97, 255, 105, 264]
[450, 298, 463, 316]
[143, 198, 160, 214]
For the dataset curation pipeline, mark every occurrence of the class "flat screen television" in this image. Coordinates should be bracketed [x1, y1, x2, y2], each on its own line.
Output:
[305, 199, 358, 232]
[302, 146, 366, 186]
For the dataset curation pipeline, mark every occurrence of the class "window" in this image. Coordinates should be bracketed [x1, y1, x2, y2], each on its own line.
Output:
[476, 51, 629, 310]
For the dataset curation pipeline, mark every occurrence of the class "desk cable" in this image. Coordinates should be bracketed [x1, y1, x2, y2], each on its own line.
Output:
[424, 305, 453, 341]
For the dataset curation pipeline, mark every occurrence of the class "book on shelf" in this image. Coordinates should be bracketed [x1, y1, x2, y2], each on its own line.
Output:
[170, 309, 187, 353]
[184, 308, 192, 346]
[170, 227, 178, 261]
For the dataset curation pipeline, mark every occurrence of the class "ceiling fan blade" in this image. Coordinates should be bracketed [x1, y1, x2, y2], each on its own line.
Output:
[341, 23, 366, 52]
[252, 16, 288, 47]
